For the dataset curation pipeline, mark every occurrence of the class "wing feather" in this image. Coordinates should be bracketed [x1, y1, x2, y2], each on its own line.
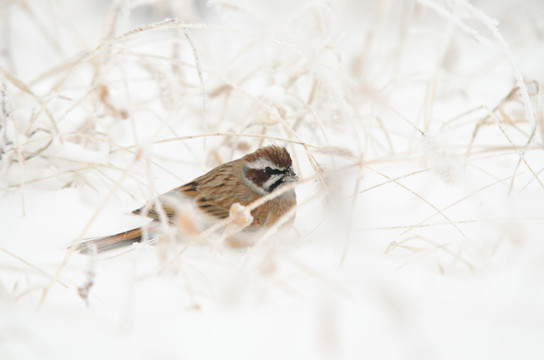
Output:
[133, 161, 255, 222]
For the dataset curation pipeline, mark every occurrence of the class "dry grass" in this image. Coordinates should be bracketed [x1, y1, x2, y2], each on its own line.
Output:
[1, 0, 543, 358]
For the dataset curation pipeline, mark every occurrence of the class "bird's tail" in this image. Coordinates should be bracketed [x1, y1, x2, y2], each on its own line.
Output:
[75, 228, 143, 253]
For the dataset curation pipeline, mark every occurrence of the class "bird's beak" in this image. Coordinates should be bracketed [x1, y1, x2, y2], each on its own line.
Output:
[282, 168, 298, 183]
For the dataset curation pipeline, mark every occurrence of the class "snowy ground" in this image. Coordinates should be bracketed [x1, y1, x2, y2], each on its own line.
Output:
[1, 1, 544, 359]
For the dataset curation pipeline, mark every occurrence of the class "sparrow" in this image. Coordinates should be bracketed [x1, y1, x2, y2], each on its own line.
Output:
[76, 145, 298, 253]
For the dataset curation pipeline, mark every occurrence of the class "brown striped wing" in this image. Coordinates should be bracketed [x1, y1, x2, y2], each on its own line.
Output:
[176, 162, 255, 220]
[132, 161, 252, 222]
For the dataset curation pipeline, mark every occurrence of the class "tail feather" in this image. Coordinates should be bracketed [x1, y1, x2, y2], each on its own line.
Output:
[76, 228, 143, 253]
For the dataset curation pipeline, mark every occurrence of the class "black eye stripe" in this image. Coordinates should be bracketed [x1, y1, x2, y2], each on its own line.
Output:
[265, 166, 285, 175]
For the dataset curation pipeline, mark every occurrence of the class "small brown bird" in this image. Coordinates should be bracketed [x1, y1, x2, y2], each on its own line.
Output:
[77, 145, 298, 253]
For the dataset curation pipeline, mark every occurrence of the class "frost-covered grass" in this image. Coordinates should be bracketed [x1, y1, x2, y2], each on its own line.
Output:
[1, 1, 544, 359]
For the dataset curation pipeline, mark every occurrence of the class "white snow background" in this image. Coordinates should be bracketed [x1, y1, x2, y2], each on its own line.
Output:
[1, 0, 543, 359]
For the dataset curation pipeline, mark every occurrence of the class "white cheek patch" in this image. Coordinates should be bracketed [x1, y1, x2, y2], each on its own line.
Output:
[243, 159, 287, 194]
[263, 174, 283, 191]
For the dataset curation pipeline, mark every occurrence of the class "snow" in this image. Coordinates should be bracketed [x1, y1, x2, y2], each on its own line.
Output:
[1, 0, 544, 359]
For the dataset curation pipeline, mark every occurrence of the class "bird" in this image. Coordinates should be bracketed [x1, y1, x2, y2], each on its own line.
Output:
[76, 145, 298, 253]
